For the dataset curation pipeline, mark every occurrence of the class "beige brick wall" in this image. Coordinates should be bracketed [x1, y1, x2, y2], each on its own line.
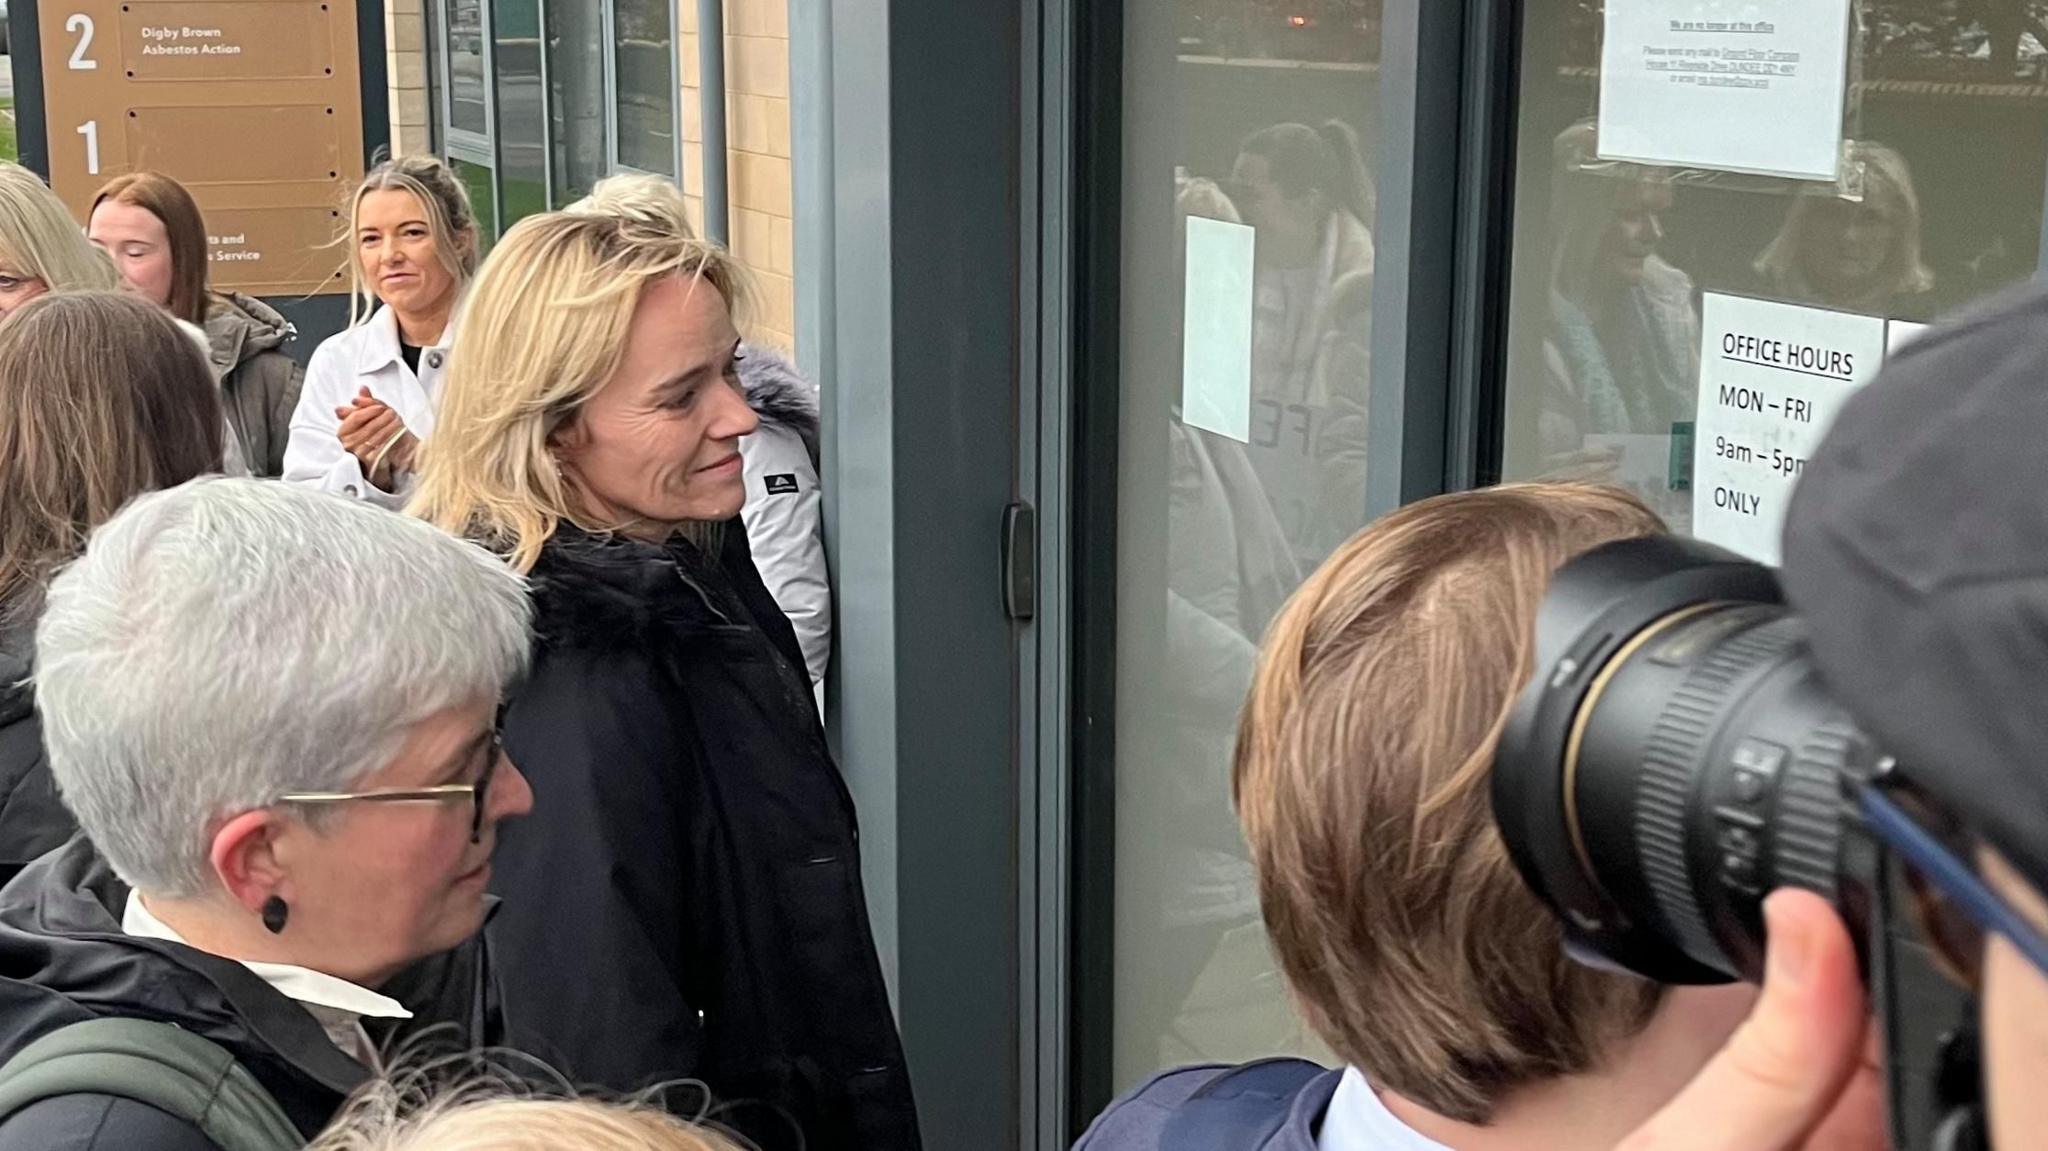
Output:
[681, 0, 796, 353]
[386, 0, 433, 158]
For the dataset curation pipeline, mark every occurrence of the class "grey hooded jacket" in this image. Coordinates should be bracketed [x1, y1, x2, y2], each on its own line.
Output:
[204, 293, 305, 479]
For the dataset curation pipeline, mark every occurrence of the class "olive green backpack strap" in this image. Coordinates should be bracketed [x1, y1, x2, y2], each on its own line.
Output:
[0, 1017, 302, 1151]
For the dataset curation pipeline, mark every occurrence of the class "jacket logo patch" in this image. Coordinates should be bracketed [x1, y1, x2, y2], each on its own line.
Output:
[764, 474, 800, 496]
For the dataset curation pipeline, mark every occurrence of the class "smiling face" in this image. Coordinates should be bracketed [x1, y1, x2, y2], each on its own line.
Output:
[87, 199, 175, 309]
[552, 274, 759, 539]
[356, 188, 463, 324]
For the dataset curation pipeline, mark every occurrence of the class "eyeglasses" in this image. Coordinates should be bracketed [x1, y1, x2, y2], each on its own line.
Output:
[1857, 781, 2048, 988]
[278, 732, 501, 844]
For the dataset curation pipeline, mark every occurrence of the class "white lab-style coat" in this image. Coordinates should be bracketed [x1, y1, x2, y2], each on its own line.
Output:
[282, 307, 454, 508]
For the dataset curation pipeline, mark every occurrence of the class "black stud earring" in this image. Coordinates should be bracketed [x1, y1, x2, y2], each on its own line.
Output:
[261, 896, 289, 935]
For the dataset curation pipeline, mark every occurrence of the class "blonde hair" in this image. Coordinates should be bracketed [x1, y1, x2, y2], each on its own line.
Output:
[568, 172, 698, 236]
[308, 1071, 746, 1151]
[1755, 140, 1934, 305]
[0, 163, 118, 292]
[1234, 483, 1666, 1124]
[409, 181, 747, 571]
[344, 155, 479, 326]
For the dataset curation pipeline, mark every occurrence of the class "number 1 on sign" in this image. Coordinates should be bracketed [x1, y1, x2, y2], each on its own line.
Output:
[76, 121, 99, 174]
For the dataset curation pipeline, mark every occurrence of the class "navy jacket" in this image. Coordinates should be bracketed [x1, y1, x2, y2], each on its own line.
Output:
[1073, 1059, 1338, 1151]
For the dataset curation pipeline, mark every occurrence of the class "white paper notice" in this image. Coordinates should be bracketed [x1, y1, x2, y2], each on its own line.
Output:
[1887, 319, 1930, 356]
[1598, 0, 1853, 181]
[1181, 216, 1257, 443]
[1692, 294, 1884, 564]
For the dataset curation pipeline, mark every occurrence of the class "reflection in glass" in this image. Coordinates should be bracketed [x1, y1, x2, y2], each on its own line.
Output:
[448, 0, 488, 137]
[1113, 0, 1380, 1095]
[1533, 122, 1698, 524]
[614, 0, 678, 176]
[452, 158, 498, 251]
[492, 0, 547, 229]
[1755, 141, 1934, 316]
[548, 0, 608, 202]
[1500, 1, 2048, 524]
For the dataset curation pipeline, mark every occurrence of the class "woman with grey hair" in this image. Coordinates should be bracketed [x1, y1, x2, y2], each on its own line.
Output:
[0, 478, 535, 1151]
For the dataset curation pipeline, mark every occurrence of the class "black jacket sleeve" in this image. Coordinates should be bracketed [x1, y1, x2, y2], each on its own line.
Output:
[0, 715, 80, 884]
[0, 1094, 223, 1151]
[490, 648, 705, 1093]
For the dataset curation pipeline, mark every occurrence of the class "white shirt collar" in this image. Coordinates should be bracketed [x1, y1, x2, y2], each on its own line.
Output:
[121, 893, 413, 1026]
[1317, 1067, 1457, 1151]
[364, 304, 458, 372]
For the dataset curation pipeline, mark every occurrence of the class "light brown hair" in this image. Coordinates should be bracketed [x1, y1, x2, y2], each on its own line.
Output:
[0, 291, 223, 621]
[1234, 482, 1665, 1123]
[92, 171, 211, 325]
[409, 185, 746, 572]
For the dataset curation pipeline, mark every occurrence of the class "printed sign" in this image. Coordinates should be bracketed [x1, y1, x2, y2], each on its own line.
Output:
[1598, 0, 1854, 181]
[37, 0, 365, 296]
[1181, 216, 1257, 443]
[1691, 293, 1885, 564]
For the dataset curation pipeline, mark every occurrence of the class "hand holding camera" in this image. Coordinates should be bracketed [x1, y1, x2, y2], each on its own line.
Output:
[1618, 890, 1884, 1151]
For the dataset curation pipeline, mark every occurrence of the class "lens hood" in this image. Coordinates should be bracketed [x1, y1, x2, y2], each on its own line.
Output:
[1494, 535, 1782, 983]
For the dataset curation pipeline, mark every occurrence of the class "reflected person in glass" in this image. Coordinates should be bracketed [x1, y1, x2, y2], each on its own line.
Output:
[1537, 121, 1699, 517]
[1755, 140, 1935, 319]
[1227, 120, 1378, 569]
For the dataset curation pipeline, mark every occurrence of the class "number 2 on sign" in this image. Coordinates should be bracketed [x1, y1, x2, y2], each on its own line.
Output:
[66, 14, 97, 69]
[76, 121, 99, 174]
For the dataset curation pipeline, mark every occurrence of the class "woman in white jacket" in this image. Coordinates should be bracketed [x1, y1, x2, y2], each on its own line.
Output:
[284, 156, 478, 506]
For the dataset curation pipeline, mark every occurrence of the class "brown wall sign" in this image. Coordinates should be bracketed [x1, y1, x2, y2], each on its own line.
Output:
[36, 0, 368, 296]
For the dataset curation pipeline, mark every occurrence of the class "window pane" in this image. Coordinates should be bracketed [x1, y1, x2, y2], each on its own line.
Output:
[613, 0, 677, 176]
[548, 0, 608, 201]
[448, 0, 488, 136]
[1499, 0, 2048, 535]
[493, 0, 548, 228]
[1111, 0, 1382, 1091]
[452, 157, 498, 251]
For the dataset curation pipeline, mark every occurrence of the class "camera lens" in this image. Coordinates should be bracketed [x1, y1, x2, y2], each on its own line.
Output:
[1493, 535, 1874, 984]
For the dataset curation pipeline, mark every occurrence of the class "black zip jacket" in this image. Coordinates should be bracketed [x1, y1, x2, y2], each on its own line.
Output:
[0, 838, 501, 1149]
[490, 523, 921, 1151]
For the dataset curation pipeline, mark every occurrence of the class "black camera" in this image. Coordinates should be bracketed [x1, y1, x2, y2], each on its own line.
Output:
[1492, 533, 1983, 1151]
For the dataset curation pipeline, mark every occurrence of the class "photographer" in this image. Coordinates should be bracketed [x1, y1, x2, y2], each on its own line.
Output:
[1602, 280, 2048, 1150]
[1075, 483, 1761, 1150]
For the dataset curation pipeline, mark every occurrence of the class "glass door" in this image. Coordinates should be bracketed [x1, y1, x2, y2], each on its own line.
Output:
[1104, 0, 1387, 1095]
[1496, 0, 2048, 528]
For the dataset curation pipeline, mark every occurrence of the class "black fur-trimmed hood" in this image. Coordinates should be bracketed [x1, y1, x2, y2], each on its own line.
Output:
[739, 344, 820, 471]
[525, 528, 737, 658]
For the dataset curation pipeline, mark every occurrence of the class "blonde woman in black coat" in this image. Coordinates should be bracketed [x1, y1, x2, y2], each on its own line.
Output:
[410, 186, 919, 1151]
